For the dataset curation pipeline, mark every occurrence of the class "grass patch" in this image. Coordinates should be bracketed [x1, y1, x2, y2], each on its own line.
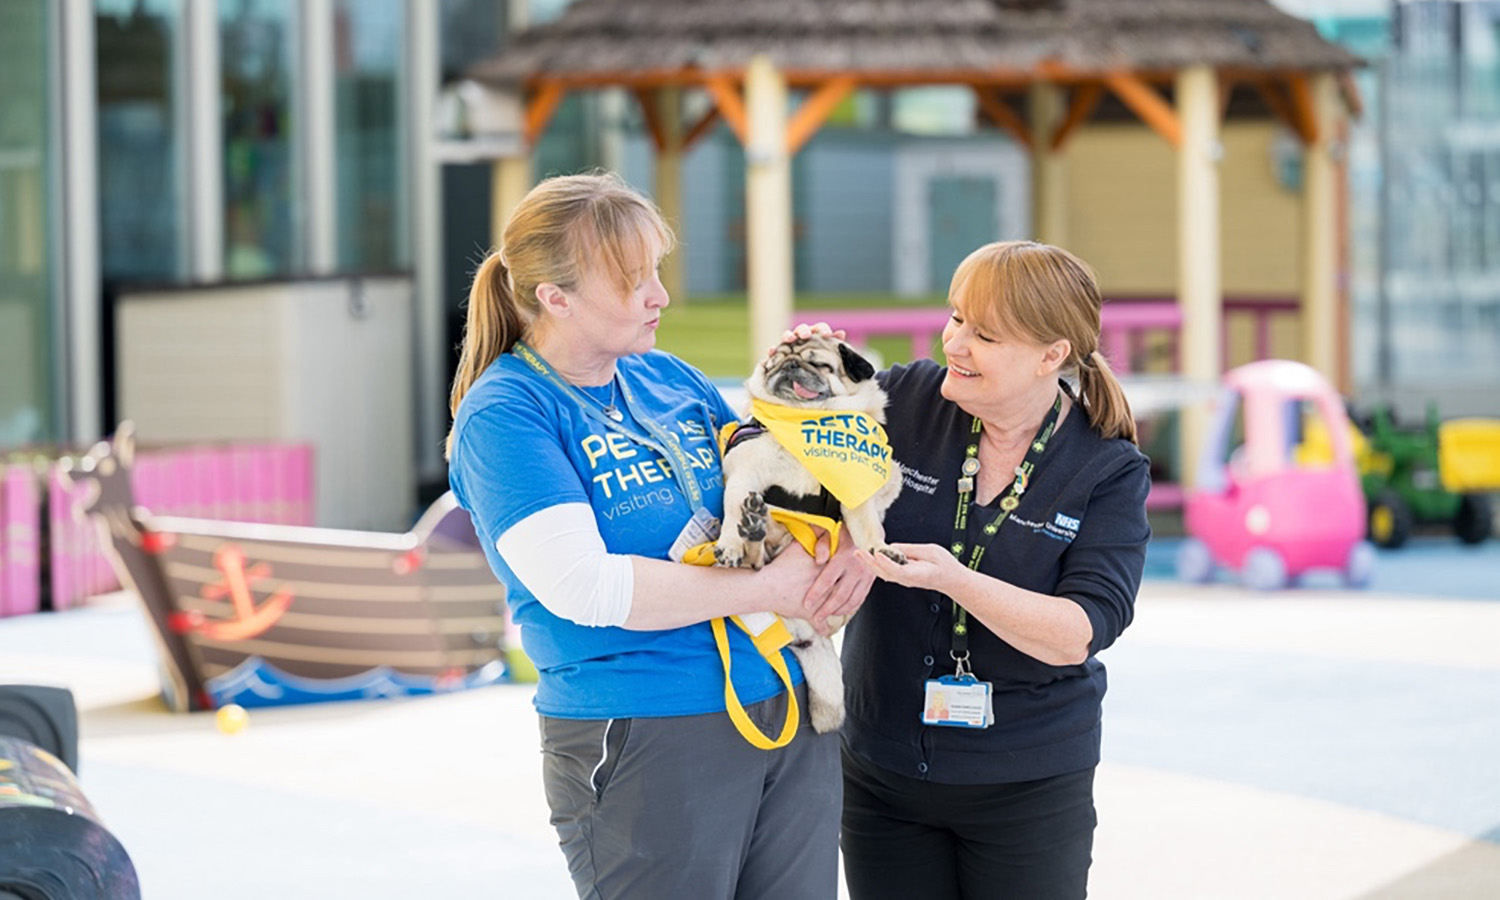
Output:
[655, 292, 948, 378]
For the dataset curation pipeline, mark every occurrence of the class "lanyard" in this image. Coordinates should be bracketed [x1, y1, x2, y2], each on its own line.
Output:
[511, 342, 707, 511]
[946, 392, 1062, 672]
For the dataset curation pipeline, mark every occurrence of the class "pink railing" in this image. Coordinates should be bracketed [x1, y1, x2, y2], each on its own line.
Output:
[2, 441, 314, 616]
[797, 296, 1299, 375]
[795, 296, 1301, 510]
[0, 464, 41, 617]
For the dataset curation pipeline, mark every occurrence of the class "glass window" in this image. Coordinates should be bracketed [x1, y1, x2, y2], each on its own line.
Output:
[892, 87, 977, 136]
[334, 0, 405, 271]
[221, 0, 299, 279]
[96, 0, 185, 282]
[0, 0, 56, 448]
[530, 0, 573, 24]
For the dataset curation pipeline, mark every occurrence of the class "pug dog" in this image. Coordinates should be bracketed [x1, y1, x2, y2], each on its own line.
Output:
[715, 334, 904, 733]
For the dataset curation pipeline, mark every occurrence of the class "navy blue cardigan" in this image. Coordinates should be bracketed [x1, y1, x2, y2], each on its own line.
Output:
[843, 360, 1151, 784]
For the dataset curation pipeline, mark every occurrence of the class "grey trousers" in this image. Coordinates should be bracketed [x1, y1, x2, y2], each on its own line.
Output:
[540, 683, 840, 900]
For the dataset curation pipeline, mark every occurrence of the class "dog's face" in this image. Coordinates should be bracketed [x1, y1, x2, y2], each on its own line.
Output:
[747, 335, 881, 414]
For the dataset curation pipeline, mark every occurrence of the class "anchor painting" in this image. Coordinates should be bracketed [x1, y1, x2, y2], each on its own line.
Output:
[62, 424, 510, 712]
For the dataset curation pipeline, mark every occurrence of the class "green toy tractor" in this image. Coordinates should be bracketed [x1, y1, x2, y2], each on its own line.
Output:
[1357, 405, 1500, 549]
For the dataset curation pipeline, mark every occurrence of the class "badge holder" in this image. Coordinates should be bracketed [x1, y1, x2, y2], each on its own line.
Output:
[669, 506, 721, 563]
[921, 652, 993, 729]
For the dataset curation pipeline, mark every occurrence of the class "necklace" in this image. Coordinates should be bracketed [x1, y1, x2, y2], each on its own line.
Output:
[514, 341, 709, 509]
[584, 376, 625, 422]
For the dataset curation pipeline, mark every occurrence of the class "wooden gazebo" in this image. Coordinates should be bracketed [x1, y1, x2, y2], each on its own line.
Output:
[469, 0, 1361, 470]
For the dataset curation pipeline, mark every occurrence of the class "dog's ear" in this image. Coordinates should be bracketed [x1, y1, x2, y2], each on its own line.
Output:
[837, 342, 876, 383]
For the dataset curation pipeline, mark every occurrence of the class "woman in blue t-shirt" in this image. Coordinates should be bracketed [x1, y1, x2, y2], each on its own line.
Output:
[795, 241, 1151, 900]
[446, 172, 870, 900]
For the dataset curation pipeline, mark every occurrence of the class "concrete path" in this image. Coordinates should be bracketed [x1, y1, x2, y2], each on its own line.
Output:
[1, 575, 1496, 899]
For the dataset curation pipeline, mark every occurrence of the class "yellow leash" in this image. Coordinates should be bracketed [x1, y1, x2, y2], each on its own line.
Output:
[689, 417, 867, 750]
[710, 614, 799, 750]
[688, 531, 801, 750]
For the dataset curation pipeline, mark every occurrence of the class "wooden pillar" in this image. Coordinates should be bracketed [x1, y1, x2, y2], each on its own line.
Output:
[1177, 65, 1221, 490]
[744, 56, 794, 361]
[490, 0, 533, 248]
[491, 156, 533, 247]
[655, 87, 687, 302]
[1301, 72, 1340, 381]
[1029, 83, 1068, 246]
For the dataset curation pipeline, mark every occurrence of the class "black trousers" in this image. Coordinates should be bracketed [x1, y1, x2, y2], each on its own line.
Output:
[841, 747, 1096, 900]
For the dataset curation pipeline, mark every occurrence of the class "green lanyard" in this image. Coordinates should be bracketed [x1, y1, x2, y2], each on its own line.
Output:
[511, 342, 707, 511]
[946, 392, 1062, 672]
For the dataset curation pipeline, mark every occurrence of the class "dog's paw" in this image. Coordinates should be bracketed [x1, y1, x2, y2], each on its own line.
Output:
[876, 546, 907, 565]
[809, 695, 846, 733]
[738, 492, 768, 542]
[713, 542, 744, 569]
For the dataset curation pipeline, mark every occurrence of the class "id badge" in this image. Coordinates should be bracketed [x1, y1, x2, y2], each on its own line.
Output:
[921, 675, 994, 729]
[669, 507, 721, 563]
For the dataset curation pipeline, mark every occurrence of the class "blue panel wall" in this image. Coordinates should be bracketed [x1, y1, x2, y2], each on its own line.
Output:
[622, 128, 737, 297]
[797, 132, 898, 294]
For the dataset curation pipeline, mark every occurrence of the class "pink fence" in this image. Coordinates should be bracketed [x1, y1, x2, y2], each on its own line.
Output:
[1, 464, 42, 617]
[46, 468, 117, 613]
[2, 442, 313, 616]
[798, 302, 1186, 372]
[798, 296, 1299, 375]
[794, 297, 1301, 511]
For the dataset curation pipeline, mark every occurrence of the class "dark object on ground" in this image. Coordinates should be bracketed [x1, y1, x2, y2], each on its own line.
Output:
[0, 688, 140, 899]
[0, 685, 77, 774]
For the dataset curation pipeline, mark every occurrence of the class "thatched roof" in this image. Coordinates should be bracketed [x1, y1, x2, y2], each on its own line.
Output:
[471, 0, 1361, 87]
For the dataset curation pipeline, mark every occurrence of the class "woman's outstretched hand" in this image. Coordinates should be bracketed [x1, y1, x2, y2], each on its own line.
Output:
[856, 542, 963, 594]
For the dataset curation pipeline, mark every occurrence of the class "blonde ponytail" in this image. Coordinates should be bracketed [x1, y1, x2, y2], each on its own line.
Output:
[1078, 350, 1138, 445]
[445, 253, 525, 459]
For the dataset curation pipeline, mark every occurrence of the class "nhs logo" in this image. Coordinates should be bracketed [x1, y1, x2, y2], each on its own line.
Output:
[1054, 512, 1081, 532]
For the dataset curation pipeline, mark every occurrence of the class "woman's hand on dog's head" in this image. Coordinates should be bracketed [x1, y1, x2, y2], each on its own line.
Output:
[773, 322, 846, 355]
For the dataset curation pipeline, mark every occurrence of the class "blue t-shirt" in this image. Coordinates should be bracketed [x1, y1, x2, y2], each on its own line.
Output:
[449, 348, 803, 719]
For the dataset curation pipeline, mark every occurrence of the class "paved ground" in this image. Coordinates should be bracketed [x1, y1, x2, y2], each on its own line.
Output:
[2, 542, 1497, 899]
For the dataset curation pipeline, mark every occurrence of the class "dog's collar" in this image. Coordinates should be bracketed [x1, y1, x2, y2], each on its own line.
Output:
[722, 418, 768, 454]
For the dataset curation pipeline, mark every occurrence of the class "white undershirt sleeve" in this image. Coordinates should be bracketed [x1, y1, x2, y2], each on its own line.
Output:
[494, 503, 635, 627]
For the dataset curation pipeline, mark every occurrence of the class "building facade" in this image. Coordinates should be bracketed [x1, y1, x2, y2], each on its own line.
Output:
[0, 1, 578, 504]
[3, 0, 1496, 517]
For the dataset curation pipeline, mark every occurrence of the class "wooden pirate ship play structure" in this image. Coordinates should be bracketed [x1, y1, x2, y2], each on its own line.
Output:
[62, 425, 509, 712]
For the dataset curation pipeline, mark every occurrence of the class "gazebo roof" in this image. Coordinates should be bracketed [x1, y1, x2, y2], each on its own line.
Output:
[471, 0, 1362, 87]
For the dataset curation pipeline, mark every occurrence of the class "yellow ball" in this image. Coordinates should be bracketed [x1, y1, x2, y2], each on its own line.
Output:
[215, 704, 249, 735]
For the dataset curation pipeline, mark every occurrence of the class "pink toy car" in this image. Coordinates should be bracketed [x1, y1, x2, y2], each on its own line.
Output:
[1176, 359, 1375, 590]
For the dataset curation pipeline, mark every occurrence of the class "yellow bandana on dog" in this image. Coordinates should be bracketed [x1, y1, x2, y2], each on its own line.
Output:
[748, 399, 895, 508]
